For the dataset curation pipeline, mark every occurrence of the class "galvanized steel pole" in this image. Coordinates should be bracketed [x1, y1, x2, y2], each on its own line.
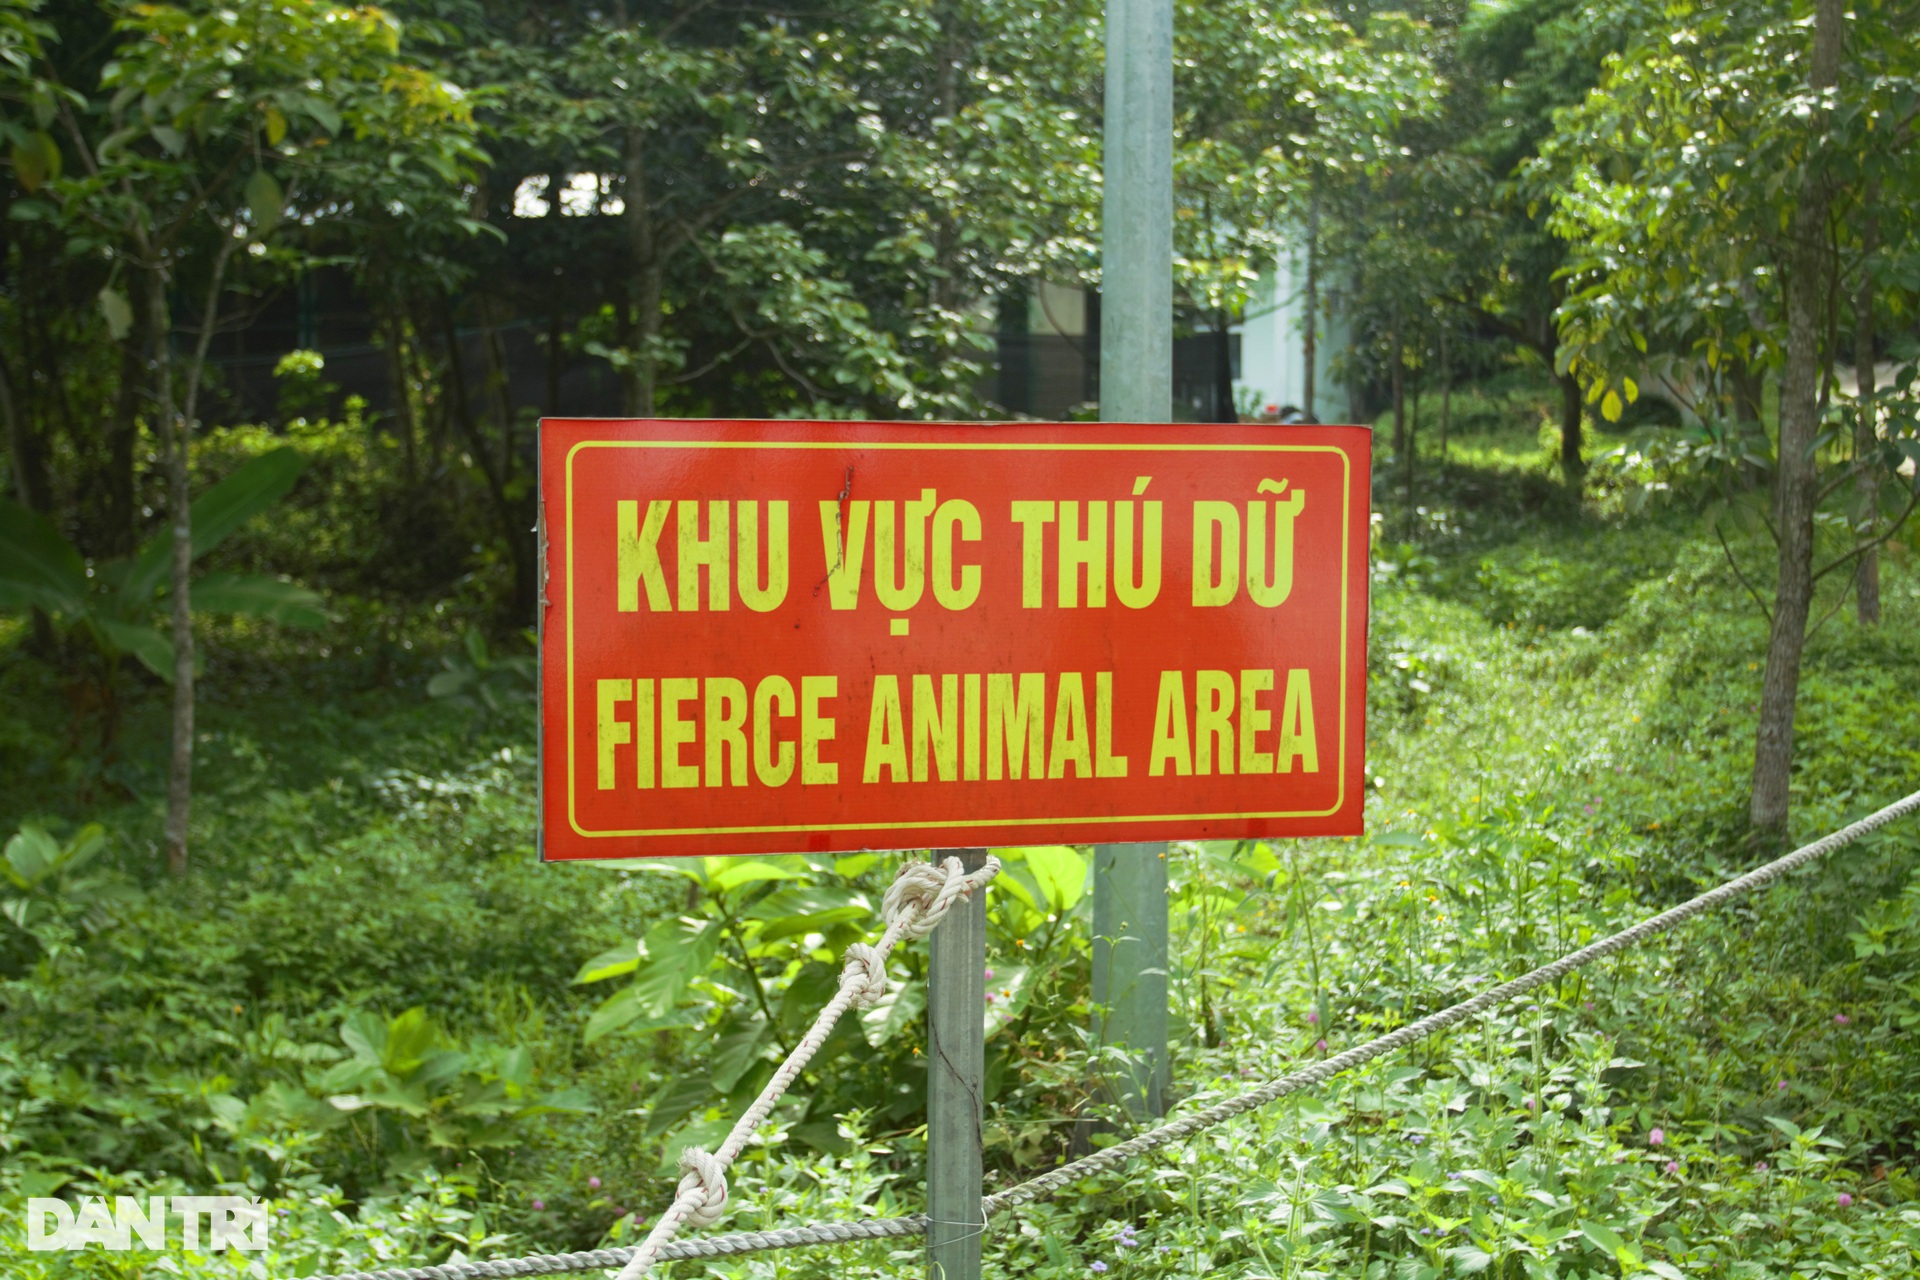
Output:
[1093, 0, 1173, 1119]
[926, 849, 988, 1280]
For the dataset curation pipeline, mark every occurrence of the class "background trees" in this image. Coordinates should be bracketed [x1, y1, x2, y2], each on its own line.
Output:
[1, 0, 1916, 844]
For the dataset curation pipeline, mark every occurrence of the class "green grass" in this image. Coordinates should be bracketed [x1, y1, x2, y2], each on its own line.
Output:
[4, 401, 1920, 1277]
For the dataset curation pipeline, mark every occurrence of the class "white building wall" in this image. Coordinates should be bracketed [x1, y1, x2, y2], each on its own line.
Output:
[1233, 249, 1344, 423]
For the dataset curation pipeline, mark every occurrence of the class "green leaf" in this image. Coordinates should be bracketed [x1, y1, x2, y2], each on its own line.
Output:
[583, 987, 646, 1044]
[128, 448, 307, 602]
[97, 286, 133, 341]
[1622, 376, 1639, 404]
[1646, 1263, 1686, 1280]
[0, 499, 88, 615]
[340, 1010, 389, 1064]
[263, 105, 288, 146]
[246, 168, 284, 237]
[1017, 846, 1087, 911]
[94, 617, 174, 679]
[707, 859, 808, 893]
[708, 1016, 772, 1092]
[4, 826, 61, 886]
[573, 942, 642, 985]
[642, 1073, 714, 1138]
[1580, 1220, 1626, 1257]
[1601, 389, 1624, 423]
[190, 572, 327, 626]
[861, 976, 924, 1048]
[9, 129, 60, 192]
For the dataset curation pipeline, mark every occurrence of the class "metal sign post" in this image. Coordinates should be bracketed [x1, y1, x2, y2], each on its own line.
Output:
[926, 848, 989, 1280]
[1095, 0, 1174, 1118]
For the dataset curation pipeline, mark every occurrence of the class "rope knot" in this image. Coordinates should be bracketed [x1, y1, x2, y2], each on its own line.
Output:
[675, 1147, 729, 1228]
[840, 942, 890, 1008]
[882, 855, 1001, 940]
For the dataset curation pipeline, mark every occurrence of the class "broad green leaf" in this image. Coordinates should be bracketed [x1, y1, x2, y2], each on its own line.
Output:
[263, 105, 288, 146]
[10, 130, 59, 191]
[1601, 389, 1623, 423]
[127, 448, 307, 602]
[755, 906, 867, 944]
[708, 1016, 772, 1092]
[1019, 846, 1086, 910]
[190, 572, 327, 626]
[707, 859, 808, 893]
[583, 987, 645, 1044]
[573, 942, 642, 984]
[642, 1073, 714, 1138]
[1622, 376, 1639, 404]
[1579, 1220, 1626, 1257]
[246, 168, 284, 236]
[381, 1007, 441, 1076]
[861, 976, 924, 1048]
[340, 1010, 388, 1064]
[4, 826, 61, 885]
[744, 884, 868, 920]
[0, 499, 88, 615]
[1646, 1263, 1685, 1280]
[95, 617, 174, 679]
[97, 286, 133, 341]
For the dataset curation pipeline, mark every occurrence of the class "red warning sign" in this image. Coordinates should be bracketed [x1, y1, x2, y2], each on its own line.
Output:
[538, 419, 1370, 858]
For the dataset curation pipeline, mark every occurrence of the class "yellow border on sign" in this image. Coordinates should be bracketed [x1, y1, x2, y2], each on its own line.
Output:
[563, 439, 1354, 839]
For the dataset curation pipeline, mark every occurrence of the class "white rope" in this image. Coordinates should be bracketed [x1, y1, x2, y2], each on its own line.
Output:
[613, 852, 1000, 1279]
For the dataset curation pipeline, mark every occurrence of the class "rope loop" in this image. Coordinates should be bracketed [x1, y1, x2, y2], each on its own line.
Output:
[676, 1148, 729, 1228]
[840, 942, 891, 1008]
[884, 854, 1000, 940]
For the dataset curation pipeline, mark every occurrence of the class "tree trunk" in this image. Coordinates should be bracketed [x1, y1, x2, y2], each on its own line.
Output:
[1302, 188, 1318, 420]
[104, 301, 145, 557]
[546, 310, 564, 416]
[152, 237, 236, 876]
[1750, 0, 1843, 840]
[442, 301, 538, 623]
[1212, 308, 1236, 422]
[1438, 327, 1451, 472]
[1558, 370, 1583, 482]
[624, 129, 662, 417]
[1854, 200, 1880, 626]
[1390, 310, 1405, 457]
[150, 268, 193, 876]
[1405, 369, 1420, 539]
[383, 309, 418, 485]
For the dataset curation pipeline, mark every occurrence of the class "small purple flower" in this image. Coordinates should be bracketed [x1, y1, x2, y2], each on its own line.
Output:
[532, 1199, 546, 1211]
[1834, 1013, 1851, 1026]
[1838, 1192, 1854, 1208]
[1649, 1127, 1665, 1147]
[1524, 1097, 1536, 1112]
[1583, 1001, 1594, 1011]
[984, 968, 995, 981]
[1665, 1160, 1680, 1174]
[1446, 1171, 1462, 1181]
[1306, 1011, 1319, 1025]
[1777, 1080, 1789, 1091]
[1315, 1038, 1328, 1052]
[1091, 1262, 1108, 1273]
[1755, 1161, 1769, 1172]
[1410, 1134, 1423, 1145]
[588, 1176, 601, 1190]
